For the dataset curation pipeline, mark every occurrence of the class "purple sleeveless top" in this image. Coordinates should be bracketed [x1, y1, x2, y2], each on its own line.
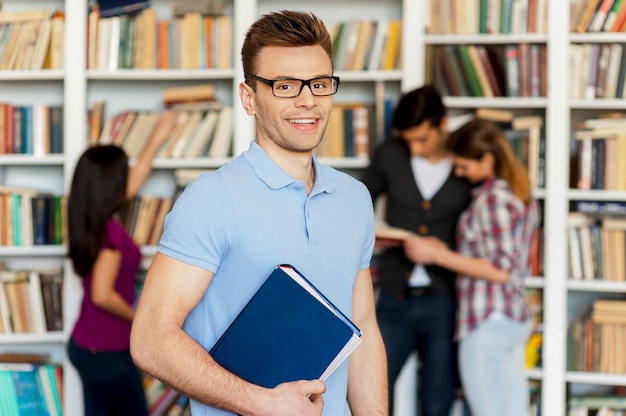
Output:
[71, 219, 140, 351]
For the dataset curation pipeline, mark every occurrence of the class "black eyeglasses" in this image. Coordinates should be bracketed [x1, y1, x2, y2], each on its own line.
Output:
[248, 74, 340, 98]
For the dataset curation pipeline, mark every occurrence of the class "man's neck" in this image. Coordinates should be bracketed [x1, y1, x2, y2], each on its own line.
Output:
[257, 138, 316, 194]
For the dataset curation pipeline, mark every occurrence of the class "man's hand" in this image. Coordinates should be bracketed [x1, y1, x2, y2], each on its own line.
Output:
[253, 379, 326, 416]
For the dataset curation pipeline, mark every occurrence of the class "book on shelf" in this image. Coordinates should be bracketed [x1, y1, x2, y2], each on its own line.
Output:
[0, 361, 63, 416]
[162, 84, 216, 107]
[0, 268, 64, 335]
[427, 0, 548, 34]
[87, 6, 231, 71]
[435, 43, 543, 98]
[209, 264, 362, 388]
[0, 103, 64, 155]
[574, 117, 626, 191]
[316, 103, 373, 159]
[0, 10, 64, 71]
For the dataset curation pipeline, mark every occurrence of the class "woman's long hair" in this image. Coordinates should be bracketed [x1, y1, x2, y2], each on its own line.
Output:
[450, 119, 532, 204]
[68, 145, 128, 277]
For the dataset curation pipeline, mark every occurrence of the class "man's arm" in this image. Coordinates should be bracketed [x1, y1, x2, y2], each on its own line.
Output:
[347, 268, 388, 415]
[130, 252, 326, 416]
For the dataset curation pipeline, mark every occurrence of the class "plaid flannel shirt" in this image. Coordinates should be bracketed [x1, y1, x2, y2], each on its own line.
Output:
[455, 176, 539, 340]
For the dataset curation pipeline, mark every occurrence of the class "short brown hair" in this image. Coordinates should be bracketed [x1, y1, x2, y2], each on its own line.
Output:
[241, 10, 333, 90]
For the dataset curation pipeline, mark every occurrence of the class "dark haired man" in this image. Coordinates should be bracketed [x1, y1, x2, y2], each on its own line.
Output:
[361, 85, 472, 416]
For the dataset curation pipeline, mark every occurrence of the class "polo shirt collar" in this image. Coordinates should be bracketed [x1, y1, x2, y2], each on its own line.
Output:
[242, 141, 337, 194]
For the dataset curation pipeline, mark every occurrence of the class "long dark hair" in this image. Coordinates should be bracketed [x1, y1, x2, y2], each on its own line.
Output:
[68, 145, 129, 277]
[450, 119, 532, 204]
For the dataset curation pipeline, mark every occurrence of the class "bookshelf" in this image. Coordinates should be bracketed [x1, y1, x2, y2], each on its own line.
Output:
[6, 0, 626, 415]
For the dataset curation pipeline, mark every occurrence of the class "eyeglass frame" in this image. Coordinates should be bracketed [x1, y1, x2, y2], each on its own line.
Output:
[247, 74, 341, 98]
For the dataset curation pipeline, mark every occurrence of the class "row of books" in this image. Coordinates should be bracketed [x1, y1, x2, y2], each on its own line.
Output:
[0, 103, 64, 155]
[574, 116, 626, 191]
[0, 10, 64, 71]
[327, 19, 402, 72]
[570, 43, 626, 100]
[0, 268, 63, 335]
[568, 300, 626, 374]
[124, 195, 173, 247]
[0, 361, 63, 416]
[0, 189, 65, 247]
[91, 104, 234, 160]
[567, 213, 626, 281]
[87, 6, 232, 71]
[570, 0, 626, 33]
[316, 103, 373, 159]
[427, 0, 549, 34]
[433, 43, 547, 98]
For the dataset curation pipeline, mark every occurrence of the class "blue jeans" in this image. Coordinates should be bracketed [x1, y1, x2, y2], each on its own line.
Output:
[68, 337, 148, 416]
[376, 291, 456, 416]
[459, 315, 533, 416]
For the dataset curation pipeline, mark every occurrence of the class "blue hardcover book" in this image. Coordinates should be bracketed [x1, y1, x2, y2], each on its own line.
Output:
[209, 264, 362, 388]
[10, 365, 49, 416]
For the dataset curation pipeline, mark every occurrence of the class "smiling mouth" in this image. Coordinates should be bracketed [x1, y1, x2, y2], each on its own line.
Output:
[289, 118, 317, 125]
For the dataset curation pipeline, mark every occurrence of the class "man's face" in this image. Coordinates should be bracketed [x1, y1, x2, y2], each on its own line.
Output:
[241, 45, 334, 153]
[400, 121, 447, 159]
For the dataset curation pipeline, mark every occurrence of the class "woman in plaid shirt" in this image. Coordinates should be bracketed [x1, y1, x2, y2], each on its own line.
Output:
[404, 118, 539, 416]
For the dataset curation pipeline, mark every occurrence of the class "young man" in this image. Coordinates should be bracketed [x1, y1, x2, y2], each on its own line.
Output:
[130, 10, 387, 416]
[361, 85, 472, 416]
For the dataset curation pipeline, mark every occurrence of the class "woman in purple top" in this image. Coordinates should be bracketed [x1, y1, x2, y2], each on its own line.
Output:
[403, 118, 539, 416]
[67, 112, 176, 415]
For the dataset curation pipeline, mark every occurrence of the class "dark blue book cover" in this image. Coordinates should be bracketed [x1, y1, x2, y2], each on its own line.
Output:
[209, 264, 361, 388]
[97, 0, 150, 18]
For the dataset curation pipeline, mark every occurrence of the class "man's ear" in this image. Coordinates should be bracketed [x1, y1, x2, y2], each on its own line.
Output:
[239, 82, 256, 116]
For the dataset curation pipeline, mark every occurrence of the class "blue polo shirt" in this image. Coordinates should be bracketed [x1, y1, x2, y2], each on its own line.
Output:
[158, 140, 375, 416]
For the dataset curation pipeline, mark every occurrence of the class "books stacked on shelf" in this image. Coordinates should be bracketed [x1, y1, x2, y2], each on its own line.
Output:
[124, 195, 173, 246]
[574, 115, 626, 190]
[88, 84, 233, 159]
[143, 374, 189, 416]
[0, 353, 63, 416]
[316, 103, 373, 159]
[0, 103, 64, 155]
[0, 185, 66, 247]
[570, 43, 626, 100]
[570, 0, 626, 33]
[427, 0, 549, 34]
[0, 9, 64, 71]
[433, 43, 547, 98]
[87, 0, 231, 71]
[566, 212, 626, 281]
[568, 300, 626, 374]
[0, 268, 63, 335]
[326, 18, 402, 71]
